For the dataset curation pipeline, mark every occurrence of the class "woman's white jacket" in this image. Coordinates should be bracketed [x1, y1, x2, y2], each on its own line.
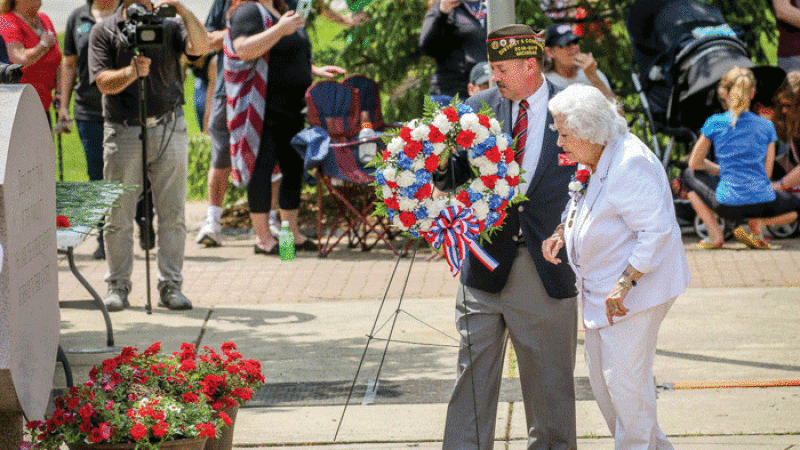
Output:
[563, 133, 690, 329]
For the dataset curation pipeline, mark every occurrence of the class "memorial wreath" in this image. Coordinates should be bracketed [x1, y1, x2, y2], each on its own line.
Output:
[373, 98, 525, 275]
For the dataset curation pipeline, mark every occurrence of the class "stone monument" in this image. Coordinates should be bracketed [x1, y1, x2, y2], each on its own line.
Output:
[0, 84, 59, 448]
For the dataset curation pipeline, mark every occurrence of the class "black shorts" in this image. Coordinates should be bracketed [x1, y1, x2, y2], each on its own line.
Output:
[715, 192, 800, 221]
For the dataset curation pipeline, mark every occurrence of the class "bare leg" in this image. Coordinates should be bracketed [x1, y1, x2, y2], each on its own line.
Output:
[252, 212, 278, 249]
[279, 208, 309, 244]
[208, 167, 231, 207]
[688, 192, 724, 243]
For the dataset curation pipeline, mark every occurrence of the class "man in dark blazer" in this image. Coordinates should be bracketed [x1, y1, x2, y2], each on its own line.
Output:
[434, 24, 578, 450]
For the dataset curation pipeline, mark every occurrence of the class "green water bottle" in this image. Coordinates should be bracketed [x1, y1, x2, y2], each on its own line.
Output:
[279, 220, 295, 261]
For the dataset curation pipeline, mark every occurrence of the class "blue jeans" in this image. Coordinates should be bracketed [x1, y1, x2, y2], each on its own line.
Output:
[194, 77, 208, 129]
[76, 120, 104, 181]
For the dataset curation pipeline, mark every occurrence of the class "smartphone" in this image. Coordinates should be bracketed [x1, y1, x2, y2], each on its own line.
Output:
[295, 0, 312, 18]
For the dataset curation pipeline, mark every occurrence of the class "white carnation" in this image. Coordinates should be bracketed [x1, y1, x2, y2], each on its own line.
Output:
[432, 142, 447, 156]
[478, 162, 498, 176]
[432, 114, 454, 134]
[470, 155, 491, 168]
[569, 181, 583, 192]
[472, 199, 490, 220]
[494, 179, 511, 198]
[412, 158, 426, 171]
[406, 118, 420, 129]
[496, 135, 509, 151]
[382, 185, 394, 199]
[506, 162, 520, 177]
[459, 113, 480, 132]
[397, 170, 417, 187]
[398, 196, 419, 211]
[470, 178, 486, 193]
[411, 125, 430, 141]
[383, 167, 397, 182]
[387, 137, 404, 155]
[473, 127, 490, 145]
[489, 118, 501, 134]
[417, 218, 434, 232]
[392, 216, 406, 229]
[424, 197, 447, 216]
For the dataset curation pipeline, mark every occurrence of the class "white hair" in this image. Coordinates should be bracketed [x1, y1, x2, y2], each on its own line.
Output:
[547, 84, 627, 146]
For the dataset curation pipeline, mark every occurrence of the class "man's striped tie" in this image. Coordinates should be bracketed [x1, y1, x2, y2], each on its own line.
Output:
[513, 99, 529, 164]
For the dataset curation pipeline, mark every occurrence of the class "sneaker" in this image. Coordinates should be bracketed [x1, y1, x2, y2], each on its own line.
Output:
[733, 227, 772, 249]
[104, 282, 130, 312]
[158, 282, 192, 310]
[139, 221, 156, 251]
[196, 217, 222, 247]
[268, 213, 281, 239]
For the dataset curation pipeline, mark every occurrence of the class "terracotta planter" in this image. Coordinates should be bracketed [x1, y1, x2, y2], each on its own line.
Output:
[203, 406, 239, 450]
[70, 437, 207, 450]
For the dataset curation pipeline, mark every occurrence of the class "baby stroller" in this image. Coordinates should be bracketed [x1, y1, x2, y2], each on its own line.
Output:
[627, 0, 755, 237]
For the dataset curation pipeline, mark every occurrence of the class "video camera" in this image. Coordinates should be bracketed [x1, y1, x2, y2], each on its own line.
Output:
[120, 2, 177, 49]
[0, 63, 23, 84]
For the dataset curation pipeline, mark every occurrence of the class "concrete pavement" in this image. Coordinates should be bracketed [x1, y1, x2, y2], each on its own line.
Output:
[54, 201, 800, 449]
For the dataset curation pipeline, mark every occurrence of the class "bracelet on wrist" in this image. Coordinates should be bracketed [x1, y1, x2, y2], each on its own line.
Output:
[617, 277, 633, 290]
[621, 269, 637, 287]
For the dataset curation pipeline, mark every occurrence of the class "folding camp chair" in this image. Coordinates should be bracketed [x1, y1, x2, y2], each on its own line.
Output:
[304, 80, 401, 256]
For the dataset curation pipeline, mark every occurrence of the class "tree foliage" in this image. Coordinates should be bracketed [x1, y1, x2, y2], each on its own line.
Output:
[312, 0, 779, 124]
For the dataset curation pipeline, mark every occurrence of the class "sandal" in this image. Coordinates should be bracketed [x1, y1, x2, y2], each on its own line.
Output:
[696, 239, 724, 250]
[733, 227, 772, 249]
[254, 243, 279, 255]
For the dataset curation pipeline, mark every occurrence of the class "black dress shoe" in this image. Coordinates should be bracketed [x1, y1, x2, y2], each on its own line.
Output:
[254, 243, 279, 255]
[295, 240, 319, 251]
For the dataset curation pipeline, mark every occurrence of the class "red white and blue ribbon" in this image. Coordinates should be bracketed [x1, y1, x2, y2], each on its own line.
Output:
[425, 205, 499, 276]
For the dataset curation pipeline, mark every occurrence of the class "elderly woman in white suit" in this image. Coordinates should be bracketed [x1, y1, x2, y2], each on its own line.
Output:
[542, 84, 690, 450]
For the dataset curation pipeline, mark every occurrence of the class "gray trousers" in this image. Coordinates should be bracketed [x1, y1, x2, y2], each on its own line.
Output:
[443, 248, 578, 450]
[102, 114, 188, 290]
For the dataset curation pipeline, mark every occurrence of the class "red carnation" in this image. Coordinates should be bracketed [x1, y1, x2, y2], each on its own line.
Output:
[152, 421, 169, 438]
[442, 106, 459, 122]
[89, 428, 104, 443]
[219, 411, 233, 427]
[505, 175, 520, 187]
[500, 199, 509, 210]
[413, 183, 432, 200]
[504, 148, 515, 163]
[78, 403, 96, 420]
[386, 180, 399, 189]
[477, 114, 491, 129]
[382, 149, 391, 162]
[455, 190, 472, 206]
[384, 196, 400, 210]
[575, 169, 590, 184]
[456, 130, 476, 149]
[196, 423, 217, 439]
[404, 140, 423, 159]
[399, 126, 412, 141]
[422, 156, 437, 174]
[221, 342, 236, 354]
[143, 342, 161, 356]
[56, 215, 70, 228]
[131, 423, 147, 441]
[485, 146, 502, 163]
[179, 360, 197, 371]
[99, 422, 112, 440]
[428, 125, 446, 143]
[231, 387, 253, 401]
[225, 364, 240, 375]
[182, 392, 200, 403]
[399, 211, 417, 227]
[481, 175, 499, 189]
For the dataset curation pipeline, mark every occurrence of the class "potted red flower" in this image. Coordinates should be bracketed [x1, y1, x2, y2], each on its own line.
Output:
[26, 342, 263, 450]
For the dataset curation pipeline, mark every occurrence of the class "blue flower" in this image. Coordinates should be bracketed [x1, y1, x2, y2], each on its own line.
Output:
[422, 142, 434, 157]
[404, 184, 420, 198]
[488, 194, 503, 210]
[415, 206, 429, 219]
[375, 171, 386, 186]
[496, 161, 508, 178]
[468, 189, 483, 203]
[457, 103, 474, 115]
[415, 169, 432, 185]
[505, 188, 517, 201]
[485, 211, 500, 228]
[387, 209, 395, 221]
[408, 229, 420, 238]
[397, 153, 414, 170]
